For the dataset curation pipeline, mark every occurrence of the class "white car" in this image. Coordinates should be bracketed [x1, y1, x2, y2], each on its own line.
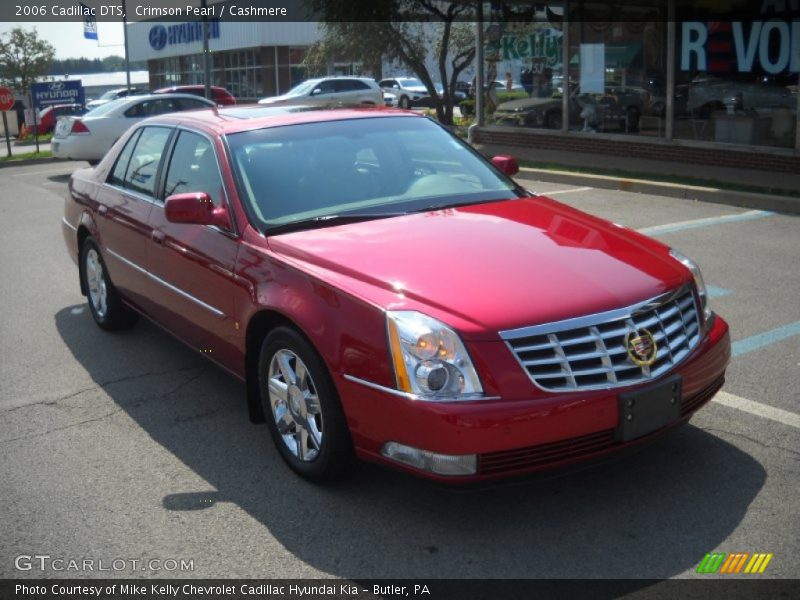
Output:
[379, 77, 431, 108]
[383, 91, 398, 107]
[52, 94, 215, 164]
[258, 77, 383, 107]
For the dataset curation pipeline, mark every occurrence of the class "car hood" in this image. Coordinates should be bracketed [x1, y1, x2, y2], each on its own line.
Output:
[266, 197, 689, 339]
[496, 97, 559, 112]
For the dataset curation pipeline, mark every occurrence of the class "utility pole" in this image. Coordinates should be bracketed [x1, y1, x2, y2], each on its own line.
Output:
[202, 0, 211, 100]
[122, 0, 131, 91]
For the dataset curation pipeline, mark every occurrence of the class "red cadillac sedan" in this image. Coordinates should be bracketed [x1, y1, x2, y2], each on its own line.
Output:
[62, 106, 730, 483]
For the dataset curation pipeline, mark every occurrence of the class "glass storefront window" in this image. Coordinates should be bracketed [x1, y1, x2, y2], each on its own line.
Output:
[486, 11, 566, 130]
[567, 3, 667, 137]
[675, 20, 798, 148]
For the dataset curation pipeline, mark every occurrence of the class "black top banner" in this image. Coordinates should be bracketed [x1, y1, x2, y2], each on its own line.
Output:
[2, 1, 799, 23]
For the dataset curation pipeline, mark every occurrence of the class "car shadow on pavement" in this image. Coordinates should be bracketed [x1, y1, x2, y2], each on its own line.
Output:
[56, 305, 766, 580]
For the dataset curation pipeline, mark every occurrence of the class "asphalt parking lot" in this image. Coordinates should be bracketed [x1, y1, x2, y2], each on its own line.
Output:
[0, 161, 798, 581]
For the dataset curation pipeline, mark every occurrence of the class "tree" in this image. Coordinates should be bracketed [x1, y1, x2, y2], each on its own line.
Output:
[305, 1, 477, 125]
[0, 27, 56, 94]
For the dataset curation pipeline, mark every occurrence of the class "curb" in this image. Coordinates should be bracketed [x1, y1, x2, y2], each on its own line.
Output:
[518, 167, 800, 215]
[0, 157, 60, 168]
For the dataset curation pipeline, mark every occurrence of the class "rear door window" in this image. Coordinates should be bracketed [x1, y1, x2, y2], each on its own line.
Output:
[107, 129, 142, 188]
[122, 126, 172, 198]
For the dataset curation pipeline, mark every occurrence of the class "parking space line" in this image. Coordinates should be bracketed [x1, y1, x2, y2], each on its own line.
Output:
[707, 285, 733, 298]
[732, 321, 800, 357]
[542, 186, 593, 195]
[12, 167, 74, 177]
[637, 210, 773, 236]
[714, 391, 800, 430]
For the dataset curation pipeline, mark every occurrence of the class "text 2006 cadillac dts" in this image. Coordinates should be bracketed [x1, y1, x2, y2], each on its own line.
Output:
[62, 106, 730, 482]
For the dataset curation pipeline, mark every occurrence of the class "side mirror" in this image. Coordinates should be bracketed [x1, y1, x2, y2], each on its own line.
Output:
[491, 155, 519, 177]
[165, 192, 231, 229]
[310, 87, 322, 96]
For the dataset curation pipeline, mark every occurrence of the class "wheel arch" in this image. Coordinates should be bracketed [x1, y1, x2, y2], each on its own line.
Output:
[244, 308, 315, 424]
[76, 225, 92, 296]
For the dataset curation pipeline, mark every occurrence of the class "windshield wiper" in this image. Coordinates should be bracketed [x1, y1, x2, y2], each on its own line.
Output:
[265, 212, 408, 235]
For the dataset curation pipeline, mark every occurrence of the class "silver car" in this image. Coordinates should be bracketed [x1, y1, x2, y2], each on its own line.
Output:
[258, 77, 383, 107]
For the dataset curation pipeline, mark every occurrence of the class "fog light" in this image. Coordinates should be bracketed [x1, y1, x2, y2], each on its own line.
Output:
[380, 442, 477, 476]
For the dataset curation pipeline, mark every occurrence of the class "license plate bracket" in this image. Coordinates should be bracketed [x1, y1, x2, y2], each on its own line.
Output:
[615, 375, 682, 442]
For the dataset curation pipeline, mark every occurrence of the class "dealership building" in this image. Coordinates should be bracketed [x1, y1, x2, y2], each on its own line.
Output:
[127, 1, 800, 175]
[127, 21, 322, 101]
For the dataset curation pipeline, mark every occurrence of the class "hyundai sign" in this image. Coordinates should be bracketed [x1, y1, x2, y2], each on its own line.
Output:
[32, 80, 85, 109]
[149, 21, 221, 51]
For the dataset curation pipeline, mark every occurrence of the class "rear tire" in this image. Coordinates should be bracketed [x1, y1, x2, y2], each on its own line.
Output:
[399, 95, 411, 109]
[80, 237, 138, 331]
[258, 327, 353, 482]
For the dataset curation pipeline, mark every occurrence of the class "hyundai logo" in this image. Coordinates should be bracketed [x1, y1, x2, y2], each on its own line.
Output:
[149, 25, 167, 51]
[49, 82, 65, 91]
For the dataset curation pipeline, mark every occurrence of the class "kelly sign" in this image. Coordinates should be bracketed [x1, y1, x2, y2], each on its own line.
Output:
[32, 80, 85, 109]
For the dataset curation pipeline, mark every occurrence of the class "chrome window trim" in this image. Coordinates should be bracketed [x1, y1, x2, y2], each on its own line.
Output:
[343, 374, 500, 403]
[102, 182, 160, 206]
[105, 247, 226, 319]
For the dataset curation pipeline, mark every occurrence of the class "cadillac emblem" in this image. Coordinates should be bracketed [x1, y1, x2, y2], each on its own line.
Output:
[625, 328, 657, 366]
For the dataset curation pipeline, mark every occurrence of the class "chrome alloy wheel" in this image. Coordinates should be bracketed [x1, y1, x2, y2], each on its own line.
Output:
[267, 349, 323, 461]
[85, 248, 108, 319]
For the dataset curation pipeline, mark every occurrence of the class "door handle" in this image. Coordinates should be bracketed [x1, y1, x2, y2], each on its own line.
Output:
[98, 205, 108, 216]
[151, 230, 166, 245]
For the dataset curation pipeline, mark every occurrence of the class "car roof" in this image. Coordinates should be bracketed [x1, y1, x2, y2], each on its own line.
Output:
[135, 105, 419, 136]
[155, 85, 228, 92]
[84, 93, 216, 115]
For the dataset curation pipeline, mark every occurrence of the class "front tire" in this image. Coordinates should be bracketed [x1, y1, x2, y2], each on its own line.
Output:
[258, 327, 353, 482]
[80, 237, 138, 330]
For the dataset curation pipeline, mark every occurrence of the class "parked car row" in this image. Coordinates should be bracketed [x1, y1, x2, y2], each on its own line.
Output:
[85, 85, 237, 110]
[50, 75, 473, 165]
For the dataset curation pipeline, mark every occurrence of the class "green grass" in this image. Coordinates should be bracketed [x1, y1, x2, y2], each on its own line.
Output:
[517, 160, 800, 199]
[17, 132, 54, 143]
[0, 150, 53, 162]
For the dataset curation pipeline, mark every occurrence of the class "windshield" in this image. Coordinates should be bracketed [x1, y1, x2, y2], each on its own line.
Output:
[100, 90, 121, 100]
[399, 78, 424, 88]
[284, 79, 320, 98]
[227, 116, 520, 231]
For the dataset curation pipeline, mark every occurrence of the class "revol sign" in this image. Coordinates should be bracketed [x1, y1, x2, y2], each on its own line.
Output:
[681, 20, 800, 74]
[31, 80, 85, 109]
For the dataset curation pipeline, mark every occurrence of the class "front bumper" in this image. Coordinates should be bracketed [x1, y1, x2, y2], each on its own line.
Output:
[338, 315, 730, 482]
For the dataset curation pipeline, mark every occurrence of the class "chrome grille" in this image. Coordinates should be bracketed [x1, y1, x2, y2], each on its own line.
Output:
[500, 287, 702, 392]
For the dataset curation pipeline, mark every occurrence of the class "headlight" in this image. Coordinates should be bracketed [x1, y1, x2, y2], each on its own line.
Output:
[670, 249, 711, 321]
[386, 311, 483, 400]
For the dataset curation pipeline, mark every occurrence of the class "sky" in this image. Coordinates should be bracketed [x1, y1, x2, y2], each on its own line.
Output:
[0, 22, 126, 60]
